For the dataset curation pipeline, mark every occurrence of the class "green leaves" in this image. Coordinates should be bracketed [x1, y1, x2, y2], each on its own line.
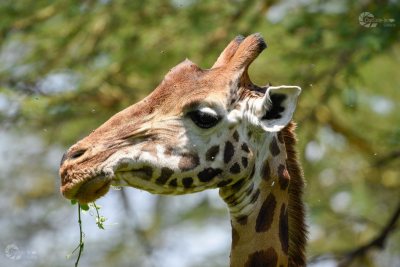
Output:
[80, 204, 89, 211]
[68, 201, 107, 266]
[92, 202, 106, 230]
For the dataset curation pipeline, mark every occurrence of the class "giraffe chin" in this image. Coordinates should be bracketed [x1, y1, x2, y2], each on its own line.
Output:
[72, 176, 112, 204]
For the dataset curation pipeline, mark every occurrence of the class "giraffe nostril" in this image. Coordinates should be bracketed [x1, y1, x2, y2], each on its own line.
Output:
[60, 148, 88, 166]
[70, 149, 87, 160]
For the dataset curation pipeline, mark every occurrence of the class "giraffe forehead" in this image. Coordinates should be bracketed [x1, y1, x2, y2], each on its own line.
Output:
[144, 58, 245, 114]
[81, 73, 233, 144]
[151, 75, 232, 114]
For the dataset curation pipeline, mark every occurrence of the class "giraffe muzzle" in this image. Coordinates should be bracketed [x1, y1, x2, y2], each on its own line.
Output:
[61, 173, 113, 204]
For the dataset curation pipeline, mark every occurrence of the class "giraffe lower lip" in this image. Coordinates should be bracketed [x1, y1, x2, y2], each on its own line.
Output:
[74, 175, 112, 204]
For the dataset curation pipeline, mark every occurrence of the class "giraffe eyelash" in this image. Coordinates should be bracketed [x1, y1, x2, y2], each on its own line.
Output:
[187, 108, 222, 129]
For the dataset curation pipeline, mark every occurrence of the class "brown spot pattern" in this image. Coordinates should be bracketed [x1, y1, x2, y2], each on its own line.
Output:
[232, 179, 245, 190]
[242, 157, 248, 168]
[155, 167, 174, 185]
[241, 143, 250, 153]
[169, 178, 177, 187]
[164, 146, 174, 156]
[178, 153, 200, 171]
[224, 141, 235, 163]
[198, 168, 222, 182]
[279, 203, 289, 254]
[217, 179, 233, 187]
[135, 166, 153, 180]
[244, 248, 278, 267]
[233, 130, 239, 141]
[261, 161, 271, 181]
[144, 166, 154, 178]
[278, 164, 290, 190]
[236, 215, 248, 225]
[230, 163, 241, 174]
[182, 177, 193, 188]
[256, 193, 277, 232]
[206, 145, 219, 161]
[269, 137, 280, 156]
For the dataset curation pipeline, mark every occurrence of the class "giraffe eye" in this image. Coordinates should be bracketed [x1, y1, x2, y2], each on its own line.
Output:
[187, 109, 221, 129]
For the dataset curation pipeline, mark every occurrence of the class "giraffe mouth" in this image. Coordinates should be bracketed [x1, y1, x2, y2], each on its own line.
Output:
[61, 165, 154, 203]
[62, 174, 113, 204]
[75, 175, 112, 204]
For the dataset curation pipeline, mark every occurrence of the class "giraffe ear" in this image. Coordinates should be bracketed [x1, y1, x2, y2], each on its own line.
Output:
[253, 85, 301, 132]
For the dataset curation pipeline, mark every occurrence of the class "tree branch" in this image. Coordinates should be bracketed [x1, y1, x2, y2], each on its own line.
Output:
[374, 150, 400, 167]
[337, 201, 400, 267]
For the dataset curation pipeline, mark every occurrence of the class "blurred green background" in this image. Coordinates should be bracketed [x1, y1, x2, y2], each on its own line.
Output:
[0, 1, 399, 267]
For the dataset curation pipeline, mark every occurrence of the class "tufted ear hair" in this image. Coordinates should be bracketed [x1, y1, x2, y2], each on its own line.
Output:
[252, 86, 301, 132]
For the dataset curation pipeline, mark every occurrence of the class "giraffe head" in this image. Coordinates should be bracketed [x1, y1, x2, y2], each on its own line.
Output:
[59, 33, 301, 204]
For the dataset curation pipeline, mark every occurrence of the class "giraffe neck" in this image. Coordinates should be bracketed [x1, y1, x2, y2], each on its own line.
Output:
[220, 123, 306, 267]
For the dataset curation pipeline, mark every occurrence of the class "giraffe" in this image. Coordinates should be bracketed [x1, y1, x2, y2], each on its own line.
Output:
[59, 33, 307, 267]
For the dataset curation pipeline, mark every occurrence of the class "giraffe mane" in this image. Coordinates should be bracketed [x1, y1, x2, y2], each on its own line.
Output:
[282, 121, 308, 267]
